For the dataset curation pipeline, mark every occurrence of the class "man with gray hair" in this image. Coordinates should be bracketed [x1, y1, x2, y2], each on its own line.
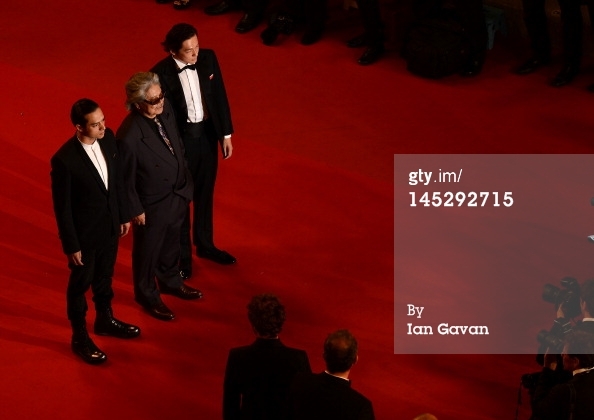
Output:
[117, 72, 202, 321]
[288, 329, 375, 420]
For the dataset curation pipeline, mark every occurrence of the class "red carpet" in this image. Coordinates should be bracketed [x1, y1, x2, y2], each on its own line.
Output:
[1, 0, 593, 419]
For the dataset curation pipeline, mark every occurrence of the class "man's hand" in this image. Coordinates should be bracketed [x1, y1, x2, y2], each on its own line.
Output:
[68, 251, 83, 266]
[120, 222, 131, 237]
[220, 137, 233, 159]
[132, 213, 146, 226]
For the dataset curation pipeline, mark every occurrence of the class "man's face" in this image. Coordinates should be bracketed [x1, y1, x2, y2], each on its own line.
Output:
[171, 35, 199, 64]
[137, 84, 164, 119]
[77, 108, 106, 140]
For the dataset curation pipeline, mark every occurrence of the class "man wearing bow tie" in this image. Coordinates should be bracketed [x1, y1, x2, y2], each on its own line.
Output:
[151, 23, 236, 280]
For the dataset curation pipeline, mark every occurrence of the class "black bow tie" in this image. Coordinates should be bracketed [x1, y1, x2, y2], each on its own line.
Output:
[178, 64, 197, 73]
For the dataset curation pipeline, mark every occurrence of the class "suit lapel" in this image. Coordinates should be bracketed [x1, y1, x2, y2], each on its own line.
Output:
[136, 115, 177, 167]
[74, 137, 108, 194]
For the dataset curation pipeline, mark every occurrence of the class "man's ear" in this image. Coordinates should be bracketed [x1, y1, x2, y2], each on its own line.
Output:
[75, 124, 83, 132]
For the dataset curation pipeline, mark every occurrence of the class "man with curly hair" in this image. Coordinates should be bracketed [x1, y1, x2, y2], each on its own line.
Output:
[223, 294, 311, 420]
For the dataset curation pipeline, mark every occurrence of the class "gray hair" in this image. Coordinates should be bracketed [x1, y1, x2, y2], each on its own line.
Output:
[124, 72, 160, 110]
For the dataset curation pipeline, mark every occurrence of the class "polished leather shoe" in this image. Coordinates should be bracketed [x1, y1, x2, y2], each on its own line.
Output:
[301, 27, 324, 46]
[235, 13, 261, 34]
[160, 283, 203, 300]
[94, 309, 140, 339]
[550, 65, 579, 87]
[260, 26, 279, 46]
[514, 57, 550, 75]
[205, 0, 237, 15]
[197, 248, 236, 265]
[180, 269, 192, 280]
[137, 299, 175, 321]
[72, 334, 107, 365]
[357, 45, 384, 65]
[347, 33, 366, 48]
[156, 0, 171, 3]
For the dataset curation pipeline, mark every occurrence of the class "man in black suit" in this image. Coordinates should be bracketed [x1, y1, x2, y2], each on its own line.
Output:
[204, 0, 269, 34]
[117, 72, 202, 322]
[223, 294, 311, 420]
[288, 329, 375, 420]
[532, 330, 594, 419]
[515, 0, 585, 87]
[51, 99, 140, 365]
[150, 23, 236, 281]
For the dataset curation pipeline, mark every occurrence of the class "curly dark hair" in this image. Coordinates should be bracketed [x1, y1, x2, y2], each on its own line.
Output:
[162, 23, 197, 53]
[247, 294, 286, 337]
[565, 330, 594, 369]
[323, 329, 358, 373]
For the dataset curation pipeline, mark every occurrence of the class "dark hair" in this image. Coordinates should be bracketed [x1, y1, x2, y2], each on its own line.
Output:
[162, 23, 197, 53]
[247, 294, 286, 337]
[565, 330, 594, 369]
[323, 329, 358, 373]
[70, 98, 99, 127]
[581, 279, 594, 315]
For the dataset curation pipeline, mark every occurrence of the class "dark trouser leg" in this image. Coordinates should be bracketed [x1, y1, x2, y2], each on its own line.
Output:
[66, 243, 114, 321]
[179, 208, 192, 271]
[356, 0, 384, 47]
[133, 204, 181, 304]
[181, 122, 218, 255]
[558, 0, 583, 67]
[192, 121, 219, 252]
[155, 195, 186, 289]
[522, 0, 551, 60]
[454, 0, 488, 65]
[304, 0, 327, 30]
[242, 0, 268, 15]
[90, 237, 118, 312]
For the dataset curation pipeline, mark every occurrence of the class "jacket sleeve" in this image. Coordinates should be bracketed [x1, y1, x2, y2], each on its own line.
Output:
[50, 155, 80, 254]
[116, 122, 145, 218]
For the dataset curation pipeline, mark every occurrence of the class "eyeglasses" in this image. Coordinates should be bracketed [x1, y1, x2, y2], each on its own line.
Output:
[143, 91, 165, 106]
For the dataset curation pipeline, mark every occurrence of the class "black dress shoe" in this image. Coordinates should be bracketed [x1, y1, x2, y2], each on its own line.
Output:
[550, 65, 579, 87]
[156, 0, 171, 3]
[301, 27, 324, 46]
[235, 13, 261, 34]
[137, 299, 175, 321]
[357, 45, 384, 65]
[347, 33, 366, 48]
[173, 0, 191, 10]
[94, 309, 141, 339]
[72, 334, 107, 365]
[197, 248, 236, 265]
[205, 0, 237, 15]
[514, 57, 550, 75]
[260, 26, 279, 46]
[160, 283, 203, 300]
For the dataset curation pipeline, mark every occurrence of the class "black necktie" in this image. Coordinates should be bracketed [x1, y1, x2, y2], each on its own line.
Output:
[178, 64, 196, 73]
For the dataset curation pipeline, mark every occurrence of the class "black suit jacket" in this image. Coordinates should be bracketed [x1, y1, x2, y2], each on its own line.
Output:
[116, 99, 193, 218]
[223, 338, 311, 420]
[532, 368, 594, 420]
[50, 128, 125, 254]
[150, 49, 233, 139]
[289, 372, 375, 420]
